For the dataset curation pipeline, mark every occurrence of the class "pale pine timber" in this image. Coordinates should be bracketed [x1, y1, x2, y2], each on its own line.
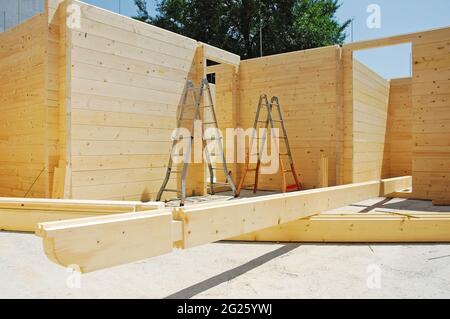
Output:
[36, 176, 412, 272]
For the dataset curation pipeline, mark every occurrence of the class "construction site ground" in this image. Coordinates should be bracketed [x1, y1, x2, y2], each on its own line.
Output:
[2, 197, 449, 299]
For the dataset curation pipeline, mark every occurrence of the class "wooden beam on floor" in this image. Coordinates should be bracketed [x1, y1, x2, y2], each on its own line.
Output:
[35, 177, 412, 272]
[380, 176, 412, 196]
[175, 180, 383, 249]
[231, 211, 450, 243]
[37, 210, 175, 273]
[0, 198, 164, 232]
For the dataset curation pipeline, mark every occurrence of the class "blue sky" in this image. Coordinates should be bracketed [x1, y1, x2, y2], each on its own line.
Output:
[83, 0, 450, 79]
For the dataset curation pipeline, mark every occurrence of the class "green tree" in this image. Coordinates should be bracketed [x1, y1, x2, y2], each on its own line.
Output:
[134, 0, 350, 59]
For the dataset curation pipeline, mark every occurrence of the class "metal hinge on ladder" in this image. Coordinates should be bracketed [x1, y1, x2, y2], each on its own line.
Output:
[237, 95, 303, 196]
[156, 78, 237, 206]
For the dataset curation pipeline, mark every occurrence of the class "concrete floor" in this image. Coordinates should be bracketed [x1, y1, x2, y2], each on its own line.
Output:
[1, 197, 450, 299]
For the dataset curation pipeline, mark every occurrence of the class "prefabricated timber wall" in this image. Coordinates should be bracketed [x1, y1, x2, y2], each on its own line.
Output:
[0, 0, 239, 200]
[388, 78, 413, 177]
[64, 1, 202, 201]
[343, 26, 450, 202]
[352, 59, 391, 182]
[0, 13, 49, 198]
[237, 46, 342, 190]
[1, 1, 449, 203]
[412, 29, 450, 201]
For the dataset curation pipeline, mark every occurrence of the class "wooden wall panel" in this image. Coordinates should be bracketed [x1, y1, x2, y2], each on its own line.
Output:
[352, 59, 391, 182]
[342, 48, 354, 184]
[343, 26, 450, 201]
[412, 28, 450, 201]
[68, 1, 199, 200]
[238, 46, 340, 190]
[46, 0, 69, 198]
[388, 78, 413, 177]
[0, 13, 49, 198]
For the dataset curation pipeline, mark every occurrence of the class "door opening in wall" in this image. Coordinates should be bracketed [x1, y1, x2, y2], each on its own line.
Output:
[351, 43, 413, 185]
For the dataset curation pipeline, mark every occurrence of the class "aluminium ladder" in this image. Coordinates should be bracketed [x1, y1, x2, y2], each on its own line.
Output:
[237, 95, 302, 196]
[156, 78, 237, 206]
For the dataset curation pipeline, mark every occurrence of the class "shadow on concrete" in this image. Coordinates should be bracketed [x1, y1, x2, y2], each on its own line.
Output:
[350, 198, 392, 213]
[164, 243, 301, 299]
[351, 198, 450, 213]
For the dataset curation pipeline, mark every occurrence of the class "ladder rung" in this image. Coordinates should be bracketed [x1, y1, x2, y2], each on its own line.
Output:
[280, 153, 290, 156]
[283, 170, 292, 173]
[272, 120, 283, 123]
[201, 105, 214, 108]
[169, 170, 182, 174]
[203, 122, 217, 125]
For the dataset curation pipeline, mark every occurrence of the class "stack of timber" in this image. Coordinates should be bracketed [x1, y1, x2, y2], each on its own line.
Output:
[0, 198, 163, 232]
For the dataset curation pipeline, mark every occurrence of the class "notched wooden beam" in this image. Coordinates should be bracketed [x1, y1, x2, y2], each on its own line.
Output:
[36, 210, 174, 273]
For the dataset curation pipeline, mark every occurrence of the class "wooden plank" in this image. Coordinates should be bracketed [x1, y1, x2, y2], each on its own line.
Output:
[202, 43, 240, 67]
[0, 11, 49, 198]
[411, 28, 450, 202]
[342, 26, 450, 52]
[52, 165, 66, 199]
[0, 197, 164, 232]
[231, 212, 450, 243]
[175, 177, 411, 248]
[37, 210, 174, 272]
[35, 177, 412, 272]
[318, 156, 329, 188]
[352, 59, 390, 183]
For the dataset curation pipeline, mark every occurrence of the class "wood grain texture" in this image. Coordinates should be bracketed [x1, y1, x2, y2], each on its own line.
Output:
[237, 46, 341, 190]
[0, 13, 49, 198]
[35, 177, 412, 272]
[411, 28, 450, 201]
[352, 59, 391, 182]
[388, 78, 413, 177]
[0, 197, 163, 232]
[68, 1, 199, 200]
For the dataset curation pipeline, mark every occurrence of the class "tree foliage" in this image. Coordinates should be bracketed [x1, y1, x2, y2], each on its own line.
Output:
[134, 0, 350, 59]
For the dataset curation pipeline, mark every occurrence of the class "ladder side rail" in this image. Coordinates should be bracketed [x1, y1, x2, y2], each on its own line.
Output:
[203, 79, 237, 195]
[157, 81, 195, 202]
